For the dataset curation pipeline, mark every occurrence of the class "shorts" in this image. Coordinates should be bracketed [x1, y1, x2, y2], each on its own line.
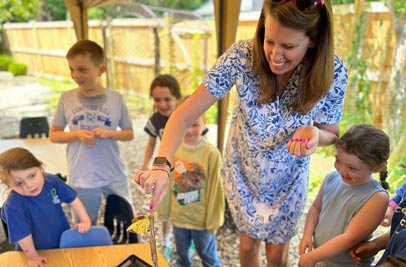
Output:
[72, 179, 133, 222]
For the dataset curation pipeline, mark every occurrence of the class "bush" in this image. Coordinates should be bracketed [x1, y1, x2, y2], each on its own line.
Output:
[8, 62, 28, 76]
[0, 54, 13, 71]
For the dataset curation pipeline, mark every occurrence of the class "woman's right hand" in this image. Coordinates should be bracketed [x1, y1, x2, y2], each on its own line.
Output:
[133, 169, 169, 210]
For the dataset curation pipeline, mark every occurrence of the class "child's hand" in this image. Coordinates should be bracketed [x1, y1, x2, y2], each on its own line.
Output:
[349, 241, 377, 265]
[27, 255, 48, 267]
[76, 130, 95, 147]
[74, 221, 91, 233]
[380, 205, 395, 227]
[299, 235, 313, 255]
[298, 253, 316, 267]
[92, 128, 112, 139]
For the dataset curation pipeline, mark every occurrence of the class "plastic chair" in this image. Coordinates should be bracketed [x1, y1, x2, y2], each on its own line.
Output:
[0, 208, 9, 241]
[104, 194, 138, 244]
[59, 226, 113, 248]
[19, 116, 49, 138]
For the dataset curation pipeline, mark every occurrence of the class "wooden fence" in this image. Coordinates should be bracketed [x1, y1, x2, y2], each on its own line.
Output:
[1, 5, 396, 96]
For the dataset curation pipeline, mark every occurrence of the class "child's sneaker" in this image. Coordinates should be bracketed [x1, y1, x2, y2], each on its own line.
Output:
[161, 245, 172, 262]
[188, 241, 195, 257]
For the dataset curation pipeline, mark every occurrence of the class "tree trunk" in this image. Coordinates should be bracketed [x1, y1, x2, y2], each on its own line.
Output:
[382, 0, 406, 169]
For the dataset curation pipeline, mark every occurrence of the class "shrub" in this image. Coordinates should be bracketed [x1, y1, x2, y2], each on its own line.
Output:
[0, 54, 13, 71]
[8, 62, 28, 76]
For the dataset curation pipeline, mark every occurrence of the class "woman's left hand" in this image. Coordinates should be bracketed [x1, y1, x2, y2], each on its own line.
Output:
[286, 126, 319, 156]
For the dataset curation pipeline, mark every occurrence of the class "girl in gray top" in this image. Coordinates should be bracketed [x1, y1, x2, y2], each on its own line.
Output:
[299, 124, 390, 267]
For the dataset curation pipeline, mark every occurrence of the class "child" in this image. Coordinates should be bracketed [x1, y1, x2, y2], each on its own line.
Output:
[141, 74, 182, 259]
[142, 74, 182, 170]
[49, 40, 134, 226]
[299, 124, 390, 267]
[0, 147, 91, 267]
[350, 182, 406, 266]
[157, 100, 224, 267]
[381, 183, 405, 227]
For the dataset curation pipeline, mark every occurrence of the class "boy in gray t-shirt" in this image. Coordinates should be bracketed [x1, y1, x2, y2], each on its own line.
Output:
[50, 40, 134, 225]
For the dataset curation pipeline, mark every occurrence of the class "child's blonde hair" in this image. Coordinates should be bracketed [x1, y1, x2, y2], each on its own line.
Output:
[0, 147, 43, 187]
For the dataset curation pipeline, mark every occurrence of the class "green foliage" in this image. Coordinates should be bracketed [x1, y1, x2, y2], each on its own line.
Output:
[0, 0, 42, 22]
[0, 54, 14, 71]
[334, 0, 378, 3]
[43, 0, 67, 20]
[8, 62, 27, 75]
[388, 156, 406, 195]
[89, 7, 108, 20]
[139, 0, 208, 10]
[392, 0, 406, 17]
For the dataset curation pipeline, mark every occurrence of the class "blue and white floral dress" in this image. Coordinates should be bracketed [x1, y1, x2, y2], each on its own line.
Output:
[203, 39, 348, 243]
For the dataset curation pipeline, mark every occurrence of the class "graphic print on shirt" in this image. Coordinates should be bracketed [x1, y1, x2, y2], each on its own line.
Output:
[173, 160, 204, 205]
[392, 195, 406, 236]
[50, 188, 61, 204]
[71, 105, 112, 130]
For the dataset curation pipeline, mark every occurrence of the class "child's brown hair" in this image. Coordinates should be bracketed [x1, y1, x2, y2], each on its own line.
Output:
[0, 147, 42, 187]
[150, 74, 182, 99]
[337, 124, 390, 189]
[66, 40, 104, 66]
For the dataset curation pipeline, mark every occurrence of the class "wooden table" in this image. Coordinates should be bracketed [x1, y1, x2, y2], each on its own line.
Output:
[0, 243, 169, 267]
[0, 138, 67, 175]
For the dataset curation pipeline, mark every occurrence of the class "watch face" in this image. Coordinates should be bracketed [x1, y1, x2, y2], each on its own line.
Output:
[154, 157, 167, 165]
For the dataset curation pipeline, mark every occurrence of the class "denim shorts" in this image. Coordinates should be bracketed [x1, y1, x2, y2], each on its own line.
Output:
[72, 179, 133, 222]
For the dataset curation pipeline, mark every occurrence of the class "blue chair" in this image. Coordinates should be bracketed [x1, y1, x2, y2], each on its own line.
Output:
[59, 226, 113, 248]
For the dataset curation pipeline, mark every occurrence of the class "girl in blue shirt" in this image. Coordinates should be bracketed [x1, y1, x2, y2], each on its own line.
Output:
[0, 147, 90, 267]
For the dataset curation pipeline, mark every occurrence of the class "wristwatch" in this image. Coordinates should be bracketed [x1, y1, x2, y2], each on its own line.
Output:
[153, 157, 174, 171]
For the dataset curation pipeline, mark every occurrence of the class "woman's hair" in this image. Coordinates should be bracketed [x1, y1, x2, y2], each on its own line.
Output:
[252, 0, 334, 114]
[337, 124, 390, 189]
[0, 147, 43, 187]
[66, 39, 104, 66]
[150, 74, 182, 99]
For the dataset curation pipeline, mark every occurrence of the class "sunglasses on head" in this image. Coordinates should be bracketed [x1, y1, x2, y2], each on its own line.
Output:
[272, 0, 324, 14]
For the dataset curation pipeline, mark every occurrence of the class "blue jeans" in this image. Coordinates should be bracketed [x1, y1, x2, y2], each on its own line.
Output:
[173, 226, 221, 267]
[72, 180, 132, 222]
[376, 229, 406, 266]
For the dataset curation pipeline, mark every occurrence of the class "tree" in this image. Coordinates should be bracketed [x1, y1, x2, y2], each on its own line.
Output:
[0, 0, 42, 22]
[42, 0, 67, 21]
[383, 0, 406, 175]
[138, 0, 208, 10]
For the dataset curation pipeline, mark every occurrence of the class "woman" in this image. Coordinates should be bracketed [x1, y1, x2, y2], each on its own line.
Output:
[135, 0, 348, 266]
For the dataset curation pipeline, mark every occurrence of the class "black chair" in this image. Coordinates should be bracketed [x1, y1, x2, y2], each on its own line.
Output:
[0, 208, 8, 241]
[19, 117, 50, 138]
[104, 194, 138, 244]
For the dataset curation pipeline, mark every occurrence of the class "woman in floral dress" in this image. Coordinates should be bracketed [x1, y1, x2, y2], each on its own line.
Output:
[135, 0, 348, 266]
